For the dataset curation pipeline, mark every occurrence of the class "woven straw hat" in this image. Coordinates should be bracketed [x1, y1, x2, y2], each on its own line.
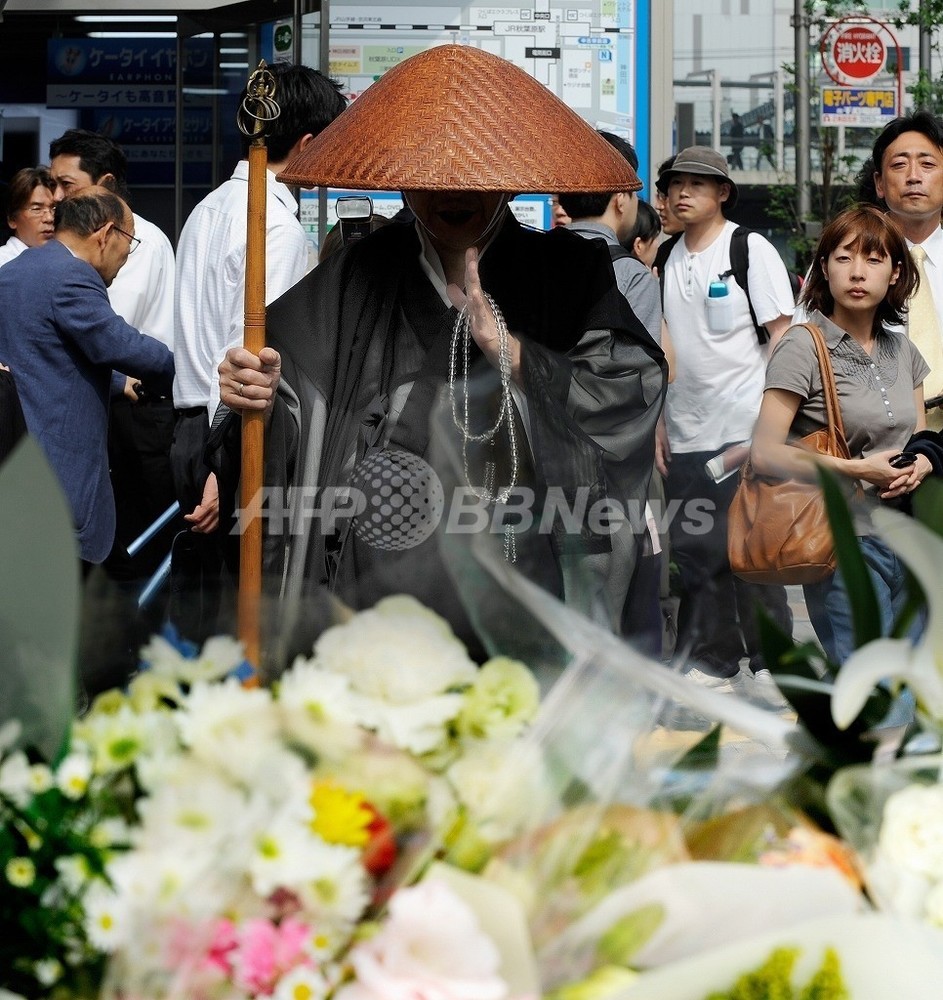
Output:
[276, 45, 641, 193]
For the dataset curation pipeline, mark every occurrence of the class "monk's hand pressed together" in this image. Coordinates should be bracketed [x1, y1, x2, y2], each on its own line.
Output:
[447, 247, 521, 384]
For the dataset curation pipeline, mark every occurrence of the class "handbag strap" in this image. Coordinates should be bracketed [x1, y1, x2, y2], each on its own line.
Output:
[794, 322, 850, 457]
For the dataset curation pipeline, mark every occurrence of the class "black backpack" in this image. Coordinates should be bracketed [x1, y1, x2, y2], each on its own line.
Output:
[653, 227, 801, 345]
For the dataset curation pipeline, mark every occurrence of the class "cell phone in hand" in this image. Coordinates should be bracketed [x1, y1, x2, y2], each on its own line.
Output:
[888, 451, 917, 469]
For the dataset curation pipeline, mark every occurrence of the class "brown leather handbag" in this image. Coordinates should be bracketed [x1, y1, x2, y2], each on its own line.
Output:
[728, 323, 850, 585]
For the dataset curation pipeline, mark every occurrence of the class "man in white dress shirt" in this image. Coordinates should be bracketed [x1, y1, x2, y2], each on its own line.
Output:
[49, 129, 178, 583]
[0, 167, 56, 268]
[170, 62, 345, 637]
[871, 112, 943, 431]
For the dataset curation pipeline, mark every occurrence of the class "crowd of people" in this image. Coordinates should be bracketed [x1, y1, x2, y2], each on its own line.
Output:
[0, 46, 941, 706]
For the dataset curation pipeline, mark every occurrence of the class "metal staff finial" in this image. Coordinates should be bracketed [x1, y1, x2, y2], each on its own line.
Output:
[237, 60, 280, 142]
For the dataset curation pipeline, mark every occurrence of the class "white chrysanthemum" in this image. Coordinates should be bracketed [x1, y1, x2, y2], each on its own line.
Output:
[33, 958, 63, 987]
[5, 857, 35, 887]
[248, 811, 329, 897]
[132, 747, 181, 792]
[879, 784, 943, 878]
[0, 750, 31, 807]
[445, 739, 552, 844]
[107, 846, 228, 923]
[294, 840, 370, 927]
[55, 752, 94, 800]
[89, 816, 131, 850]
[278, 662, 363, 758]
[176, 678, 280, 781]
[84, 882, 130, 952]
[273, 964, 330, 1000]
[312, 595, 477, 703]
[301, 922, 347, 963]
[126, 670, 183, 712]
[244, 749, 316, 822]
[140, 633, 245, 685]
[27, 763, 53, 795]
[134, 764, 248, 856]
[54, 854, 94, 894]
[74, 704, 154, 774]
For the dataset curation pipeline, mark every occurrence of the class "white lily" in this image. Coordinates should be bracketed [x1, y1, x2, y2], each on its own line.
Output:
[832, 507, 943, 729]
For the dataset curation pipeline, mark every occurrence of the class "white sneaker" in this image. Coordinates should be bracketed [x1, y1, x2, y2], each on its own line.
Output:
[750, 668, 790, 710]
[684, 666, 744, 697]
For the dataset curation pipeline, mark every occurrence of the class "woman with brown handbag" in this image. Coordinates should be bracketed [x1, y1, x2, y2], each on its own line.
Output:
[750, 206, 932, 664]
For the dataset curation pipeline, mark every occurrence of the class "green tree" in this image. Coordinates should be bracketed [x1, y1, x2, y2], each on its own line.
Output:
[808, 0, 943, 112]
[768, 0, 943, 264]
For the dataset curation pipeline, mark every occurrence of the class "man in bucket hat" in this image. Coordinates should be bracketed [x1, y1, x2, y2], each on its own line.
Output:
[213, 45, 666, 656]
[654, 146, 794, 697]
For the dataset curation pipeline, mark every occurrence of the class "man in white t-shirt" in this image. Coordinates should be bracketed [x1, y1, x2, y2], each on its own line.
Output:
[656, 146, 795, 692]
[869, 111, 943, 431]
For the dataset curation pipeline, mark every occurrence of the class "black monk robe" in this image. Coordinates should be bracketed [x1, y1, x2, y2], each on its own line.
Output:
[210, 214, 666, 649]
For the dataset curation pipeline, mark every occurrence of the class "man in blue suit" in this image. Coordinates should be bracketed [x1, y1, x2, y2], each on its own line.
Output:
[0, 189, 174, 567]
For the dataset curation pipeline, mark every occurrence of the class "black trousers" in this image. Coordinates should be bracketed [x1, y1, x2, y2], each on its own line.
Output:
[665, 450, 792, 677]
[104, 395, 180, 580]
[168, 408, 236, 643]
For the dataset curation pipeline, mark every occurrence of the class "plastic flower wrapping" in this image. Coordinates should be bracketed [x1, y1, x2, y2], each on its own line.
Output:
[5, 441, 943, 999]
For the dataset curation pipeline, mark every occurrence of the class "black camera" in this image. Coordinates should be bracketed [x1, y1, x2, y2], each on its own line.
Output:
[336, 195, 374, 246]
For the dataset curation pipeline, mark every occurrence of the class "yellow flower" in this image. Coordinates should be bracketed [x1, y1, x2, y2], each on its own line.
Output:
[6, 856, 36, 888]
[309, 781, 373, 847]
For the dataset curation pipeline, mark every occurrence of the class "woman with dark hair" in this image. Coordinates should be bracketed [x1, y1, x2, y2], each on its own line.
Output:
[751, 205, 931, 663]
[624, 199, 661, 269]
[0, 166, 55, 267]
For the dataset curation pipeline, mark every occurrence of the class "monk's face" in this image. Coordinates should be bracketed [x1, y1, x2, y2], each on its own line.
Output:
[405, 190, 508, 251]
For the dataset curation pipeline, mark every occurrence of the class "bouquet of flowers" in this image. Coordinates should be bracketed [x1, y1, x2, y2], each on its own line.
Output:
[7, 435, 943, 1000]
[0, 595, 545, 1000]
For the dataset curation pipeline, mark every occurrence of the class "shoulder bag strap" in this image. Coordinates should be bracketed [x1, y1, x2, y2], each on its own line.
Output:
[796, 322, 850, 458]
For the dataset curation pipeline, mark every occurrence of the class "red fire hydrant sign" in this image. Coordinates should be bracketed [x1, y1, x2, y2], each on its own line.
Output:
[831, 25, 886, 81]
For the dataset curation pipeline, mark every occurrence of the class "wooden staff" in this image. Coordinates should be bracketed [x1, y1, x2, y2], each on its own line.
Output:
[237, 62, 280, 675]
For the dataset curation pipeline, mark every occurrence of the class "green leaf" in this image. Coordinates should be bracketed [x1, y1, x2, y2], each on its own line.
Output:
[913, 477, 943, 538]
[596, 904, 665, 966]
[0, 438, 80, 763]
[674, 725, 722, 772]
[819, 467, 881, 648]
[756, 609, 890, 769]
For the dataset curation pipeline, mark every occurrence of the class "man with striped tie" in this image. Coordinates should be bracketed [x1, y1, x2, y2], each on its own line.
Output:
[871, 112, 943, 430]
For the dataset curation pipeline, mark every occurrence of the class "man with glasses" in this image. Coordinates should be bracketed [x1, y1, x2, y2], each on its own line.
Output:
[0, 189, 173, 569]
[49, 128, 179, 605]
[49, 130, 174, 354]
[0, 167, 56, 267]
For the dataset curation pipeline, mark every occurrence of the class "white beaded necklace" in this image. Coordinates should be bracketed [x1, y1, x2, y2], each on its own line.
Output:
[448, 293, 519, 561]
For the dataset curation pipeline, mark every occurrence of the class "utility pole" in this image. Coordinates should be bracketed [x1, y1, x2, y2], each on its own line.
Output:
[920, 0, 931, 108]
[792, 0, 812, 227]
